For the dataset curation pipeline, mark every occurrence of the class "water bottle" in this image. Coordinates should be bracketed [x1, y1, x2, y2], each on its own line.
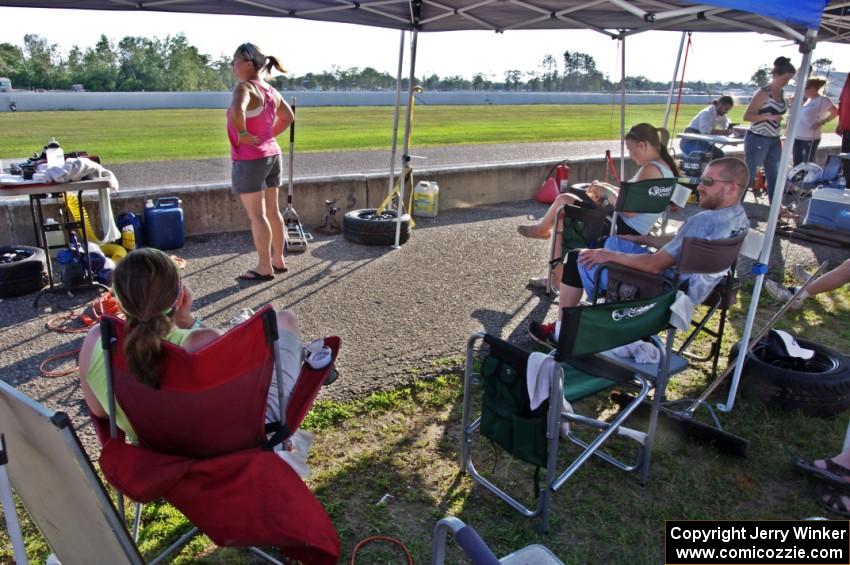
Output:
[45, 138, 64, 169]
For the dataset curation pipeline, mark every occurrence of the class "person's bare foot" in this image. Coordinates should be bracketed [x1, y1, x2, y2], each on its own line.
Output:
[517, 224, 549, 240]
[272, 262, 288, 274]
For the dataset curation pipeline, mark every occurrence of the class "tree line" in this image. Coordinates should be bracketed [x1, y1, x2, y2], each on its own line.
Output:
[1, 34, 759, 93]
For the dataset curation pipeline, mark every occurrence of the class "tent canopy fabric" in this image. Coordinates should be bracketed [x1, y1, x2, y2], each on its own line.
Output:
[2, 1, 847, 44]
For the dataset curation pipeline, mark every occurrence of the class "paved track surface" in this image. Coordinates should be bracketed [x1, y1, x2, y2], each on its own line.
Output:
[109, 140, 627, 189]
[1, 190, 845, 457]
[108, 133, 841, 189]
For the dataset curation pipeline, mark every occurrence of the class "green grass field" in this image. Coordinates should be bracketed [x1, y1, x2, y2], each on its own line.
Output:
[3, 276, 849, 564]
[0, 104, 746, 163]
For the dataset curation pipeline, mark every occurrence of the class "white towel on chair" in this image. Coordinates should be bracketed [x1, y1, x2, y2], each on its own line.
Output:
[669, 290, 696, 332]
[527, 351, 559, 410]
[612, 340, 660, 364]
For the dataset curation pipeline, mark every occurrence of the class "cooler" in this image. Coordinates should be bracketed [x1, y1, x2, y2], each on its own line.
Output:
[803, 188, 850, 233]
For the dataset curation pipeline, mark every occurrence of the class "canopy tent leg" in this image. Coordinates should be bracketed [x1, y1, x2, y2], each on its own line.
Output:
[662, 32, 687, 131]
[620, 33, 626, 180]
[719, 29, 818, 413]
[393, 29, 419, 249]
[386, 30, 406, 198]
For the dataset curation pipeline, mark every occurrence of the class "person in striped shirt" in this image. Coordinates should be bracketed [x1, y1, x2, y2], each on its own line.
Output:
[742, 56, 796, 205]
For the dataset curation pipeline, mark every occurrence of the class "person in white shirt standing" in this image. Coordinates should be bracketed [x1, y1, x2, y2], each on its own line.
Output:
[791, 77, 838, 166]
[680, 96, 734, 159]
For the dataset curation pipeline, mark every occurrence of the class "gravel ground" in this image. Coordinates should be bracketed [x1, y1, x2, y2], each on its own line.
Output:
[2, 171, 847, 457]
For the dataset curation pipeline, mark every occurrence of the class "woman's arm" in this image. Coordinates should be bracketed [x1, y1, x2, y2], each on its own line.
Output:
[229, 82, 259, 145]
[271, 93, 295, 138]
[819, 99, 839, 127]
[171, 285, 222, 351]
[78, 326, 108, 419]
[743, 90, 780, 124]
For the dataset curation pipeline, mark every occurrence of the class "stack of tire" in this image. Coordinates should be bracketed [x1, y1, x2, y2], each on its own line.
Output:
[0, 245, 47, 298]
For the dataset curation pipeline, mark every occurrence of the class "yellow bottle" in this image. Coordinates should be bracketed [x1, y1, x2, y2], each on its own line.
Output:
[121, 225, 136, 251]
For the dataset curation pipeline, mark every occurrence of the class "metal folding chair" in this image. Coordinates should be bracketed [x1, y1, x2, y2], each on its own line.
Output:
[674, 233, 748, 378]
[431, 516, 564, 564]
[95, 306, 341, 565]
[462, 285, 687, 531]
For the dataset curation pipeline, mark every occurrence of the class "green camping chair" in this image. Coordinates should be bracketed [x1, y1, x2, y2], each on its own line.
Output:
[461, 284, 687, 531]
[545, 178, 679, 294]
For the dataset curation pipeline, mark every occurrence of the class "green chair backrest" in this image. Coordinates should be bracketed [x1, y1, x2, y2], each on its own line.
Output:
[557, 287, 677, 359]
[560, 204, 610, 253]
[616, 178, 678, 214]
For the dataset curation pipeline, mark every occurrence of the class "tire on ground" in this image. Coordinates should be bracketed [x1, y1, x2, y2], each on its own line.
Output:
[0, 272, 47, 298]
[730, 338, 850, 417]
[343, 208, 411, 246]
[0, 246, 46, 282]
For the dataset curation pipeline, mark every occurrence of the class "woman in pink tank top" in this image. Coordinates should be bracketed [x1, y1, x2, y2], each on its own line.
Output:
[228, 43, 294, 282]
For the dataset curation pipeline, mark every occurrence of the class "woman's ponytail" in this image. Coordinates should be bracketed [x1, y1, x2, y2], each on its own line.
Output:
[655, 127, 680, 177]
[264, 55, 287, 76]
[123, 313, 171, 388]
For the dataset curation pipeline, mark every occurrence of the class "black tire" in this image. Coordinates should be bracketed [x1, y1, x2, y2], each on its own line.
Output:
[0, 271, 47, 298]
[730, 338, 850, 417]
[343, 208, 411, 246]
[0, 246, 46, 282]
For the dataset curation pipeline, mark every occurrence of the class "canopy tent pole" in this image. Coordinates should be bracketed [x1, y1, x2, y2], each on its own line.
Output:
[619, 33, 626, 180]
[718, 29, 818, 413]
[662, 31, 687, 130]
[393, 29, 418, 249]
[386, 30, 406, 198]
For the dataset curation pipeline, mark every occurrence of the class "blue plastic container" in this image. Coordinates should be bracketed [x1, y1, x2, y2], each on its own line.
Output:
[144, 197, 184, 250]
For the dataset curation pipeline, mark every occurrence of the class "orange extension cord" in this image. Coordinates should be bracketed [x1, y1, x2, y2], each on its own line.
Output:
[350, 535, 414, 564]
[40, 292, 123, 378]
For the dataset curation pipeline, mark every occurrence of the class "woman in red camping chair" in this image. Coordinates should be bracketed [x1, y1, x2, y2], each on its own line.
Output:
[77, 248, 340, 564]
[78, 247, 306, 443]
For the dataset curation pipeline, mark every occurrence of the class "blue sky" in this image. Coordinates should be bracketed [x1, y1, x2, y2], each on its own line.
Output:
[3, 7, 849, 85]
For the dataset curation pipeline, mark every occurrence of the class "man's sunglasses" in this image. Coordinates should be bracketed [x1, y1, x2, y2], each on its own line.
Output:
[698, 176, 737, 187]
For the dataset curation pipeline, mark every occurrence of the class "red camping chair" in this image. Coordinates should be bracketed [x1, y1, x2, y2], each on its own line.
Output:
[92, 305, 341, 565]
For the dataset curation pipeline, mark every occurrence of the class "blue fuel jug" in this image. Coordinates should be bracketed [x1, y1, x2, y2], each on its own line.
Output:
[144, 197, 184, 250]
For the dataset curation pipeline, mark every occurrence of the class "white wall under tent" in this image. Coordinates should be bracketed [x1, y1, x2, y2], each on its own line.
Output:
[5, 0, 850, 449]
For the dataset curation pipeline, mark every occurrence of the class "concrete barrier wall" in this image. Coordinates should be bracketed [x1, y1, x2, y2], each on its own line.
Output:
[0, 154, 638, 246]
[0, 91, 747, 112]
[1, 144, 838, 247]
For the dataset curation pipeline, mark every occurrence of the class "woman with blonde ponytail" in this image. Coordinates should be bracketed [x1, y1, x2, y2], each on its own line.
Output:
[228, 42, 295, 282]
[78, 248, 303, 444]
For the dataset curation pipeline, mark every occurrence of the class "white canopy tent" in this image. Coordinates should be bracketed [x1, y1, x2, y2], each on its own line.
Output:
[3, 0, 849, 412]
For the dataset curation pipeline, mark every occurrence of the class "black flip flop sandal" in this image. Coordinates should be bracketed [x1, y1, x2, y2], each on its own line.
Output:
[237, 270, 274, 282]
[273, 265, 289, 274]
[793, 457, 850, 489]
